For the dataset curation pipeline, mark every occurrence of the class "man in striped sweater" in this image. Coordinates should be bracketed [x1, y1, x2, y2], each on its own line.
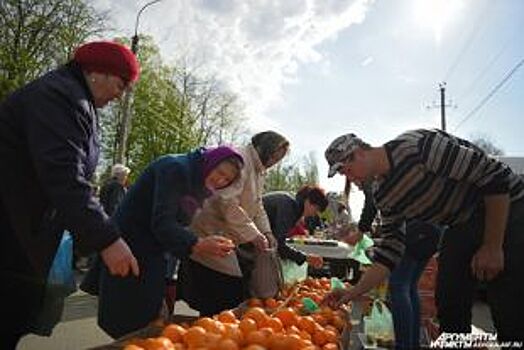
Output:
[322, 129, 524, 343]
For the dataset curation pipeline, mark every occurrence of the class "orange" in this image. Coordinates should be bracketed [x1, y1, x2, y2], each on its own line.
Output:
[312, 329, 328, 347]
[264, 317, 283, 332]
[123, 344, 145, 350]
[330, 315, 345, 331]
[223, 323, 244, 345]
[264, 297, 278, 309]
[239, 317, 258, 335]
[141, 336, 174, 350]
[215, 338, 239, 350]
[324, 329, 338, 343]
[195, 317, 225, 335]
[161, 324, 187, 343]
[245, 330, 269, 347]
[217, 310, 237, 323]
[273, 308, 298, 328]
[312, 313, 328, 327]
[323, 343, 339, 350]
[243, 345, 267, 350]
[243, 307, 268, 326]
[182, 326, 207, 348]
[297, 316, 316, 334]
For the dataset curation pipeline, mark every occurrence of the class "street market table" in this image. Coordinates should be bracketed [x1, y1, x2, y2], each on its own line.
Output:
[286, 237, 361, 281]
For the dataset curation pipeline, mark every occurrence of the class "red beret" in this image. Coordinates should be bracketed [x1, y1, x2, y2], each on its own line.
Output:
[73, 41, 140, 84]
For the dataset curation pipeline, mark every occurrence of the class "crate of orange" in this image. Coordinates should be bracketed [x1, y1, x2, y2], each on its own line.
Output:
[94, 277, 353, 349]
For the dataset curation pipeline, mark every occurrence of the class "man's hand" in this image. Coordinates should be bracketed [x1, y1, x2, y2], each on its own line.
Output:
[342, 230, 364, 246]
[192, 236, 235, 257]
[321, 288, 353, 309]
[100, 237, 140, 277]
[306, 254, 324, 269]
[471, 244, 504, 281]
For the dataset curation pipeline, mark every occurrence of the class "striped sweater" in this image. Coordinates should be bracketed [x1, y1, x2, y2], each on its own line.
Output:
[372, 128, 524, 271]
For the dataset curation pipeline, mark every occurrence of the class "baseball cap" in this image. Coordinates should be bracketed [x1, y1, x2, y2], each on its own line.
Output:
[325, 133, 363, 177]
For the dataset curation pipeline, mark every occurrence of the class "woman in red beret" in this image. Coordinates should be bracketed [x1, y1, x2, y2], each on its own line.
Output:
[0, 40, 140, 348]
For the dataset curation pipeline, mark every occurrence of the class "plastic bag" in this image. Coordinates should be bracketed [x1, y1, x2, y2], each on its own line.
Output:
[349, 233, 374, 265]
[29, 231, 77, 336]
[364, 299, 394, 346]
[281, 258, 308, 285]
[47, 231, 76, 294]
[250, 248, 283, 299]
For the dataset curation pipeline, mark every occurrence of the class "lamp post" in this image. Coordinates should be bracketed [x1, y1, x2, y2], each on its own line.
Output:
[114, 0, 163, 164]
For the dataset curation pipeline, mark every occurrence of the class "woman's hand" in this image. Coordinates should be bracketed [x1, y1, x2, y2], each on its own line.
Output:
[251, 233, 269, 252]
[192, 236, 235, 257]
[100, 237, 140, 277]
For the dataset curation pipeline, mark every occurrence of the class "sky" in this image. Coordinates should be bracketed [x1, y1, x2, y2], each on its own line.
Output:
[90, 0, 524, 217]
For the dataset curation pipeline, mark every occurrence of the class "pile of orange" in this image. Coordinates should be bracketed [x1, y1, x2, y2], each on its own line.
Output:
[123, 277, 351, 350]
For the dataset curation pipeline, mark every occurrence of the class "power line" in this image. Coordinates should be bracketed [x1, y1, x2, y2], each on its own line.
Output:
[453, 56, 524, 132]
[443, 0, 490, 82]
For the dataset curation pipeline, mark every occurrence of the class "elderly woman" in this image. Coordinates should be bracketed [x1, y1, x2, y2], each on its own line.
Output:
[0, 40, 140, 348]
[88, 146, 244, 338]
[177, 131, 290, 316]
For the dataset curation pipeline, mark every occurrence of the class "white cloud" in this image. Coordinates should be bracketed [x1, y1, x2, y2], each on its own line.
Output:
[90, 0, 374, 131]
[360, 56, 374, 67]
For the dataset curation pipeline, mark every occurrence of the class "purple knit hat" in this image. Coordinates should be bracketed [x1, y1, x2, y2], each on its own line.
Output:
[202, 145, 244, 180]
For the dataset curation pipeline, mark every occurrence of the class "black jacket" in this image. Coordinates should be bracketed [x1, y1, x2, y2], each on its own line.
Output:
[0, 63, 119, 313]
[263, 191, 307, 265]
[99, 178, 127, 216]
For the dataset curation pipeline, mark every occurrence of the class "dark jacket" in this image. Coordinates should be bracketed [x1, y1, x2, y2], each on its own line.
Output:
[262, 191, 308, 265]
[99, 178, 127, 216]
[0, 63, 119, 332]
[94, 150, 210, 338]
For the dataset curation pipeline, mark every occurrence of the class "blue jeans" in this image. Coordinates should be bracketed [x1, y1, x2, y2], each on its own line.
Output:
[389, 253, 429, 349]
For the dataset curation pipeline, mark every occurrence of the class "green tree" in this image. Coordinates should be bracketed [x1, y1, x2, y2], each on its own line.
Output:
[0, 0, 107, 99]
[265, 152, 319, 193]
[99, 36, 247, 181]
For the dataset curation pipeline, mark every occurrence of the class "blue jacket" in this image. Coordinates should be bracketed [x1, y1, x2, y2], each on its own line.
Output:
[95, 150, 210, 338]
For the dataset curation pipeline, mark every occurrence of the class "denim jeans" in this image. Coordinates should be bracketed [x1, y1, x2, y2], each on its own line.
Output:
[389, 253, 430, 349]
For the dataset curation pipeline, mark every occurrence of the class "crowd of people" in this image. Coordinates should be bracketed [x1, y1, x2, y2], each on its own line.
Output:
[1, 38, 523, 350]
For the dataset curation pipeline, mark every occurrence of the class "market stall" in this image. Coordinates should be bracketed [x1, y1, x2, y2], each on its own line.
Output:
[286, 236, 361, 281]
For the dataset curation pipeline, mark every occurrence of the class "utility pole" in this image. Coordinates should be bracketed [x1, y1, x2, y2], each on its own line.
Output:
[426, 82, 455, 131]
[439, 82, 446, 131]
[114, 0, 162, 164]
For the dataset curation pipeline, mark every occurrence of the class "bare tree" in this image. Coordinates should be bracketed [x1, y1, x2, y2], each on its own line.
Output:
[470, 133, 504, 156]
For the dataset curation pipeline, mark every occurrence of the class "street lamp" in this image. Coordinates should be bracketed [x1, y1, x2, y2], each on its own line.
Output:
[115, 0, 163, 164]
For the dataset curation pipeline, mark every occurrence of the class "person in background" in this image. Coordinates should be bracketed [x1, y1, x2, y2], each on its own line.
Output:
[180, 131, 289, 315]
[262, 185, 329, 269]
[0, 40, 140, 348]
[77, 164, 132, 272]
[322, 129, 524, 343]
[100, 163, 131, 216]
[83, 146, 244, 338]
